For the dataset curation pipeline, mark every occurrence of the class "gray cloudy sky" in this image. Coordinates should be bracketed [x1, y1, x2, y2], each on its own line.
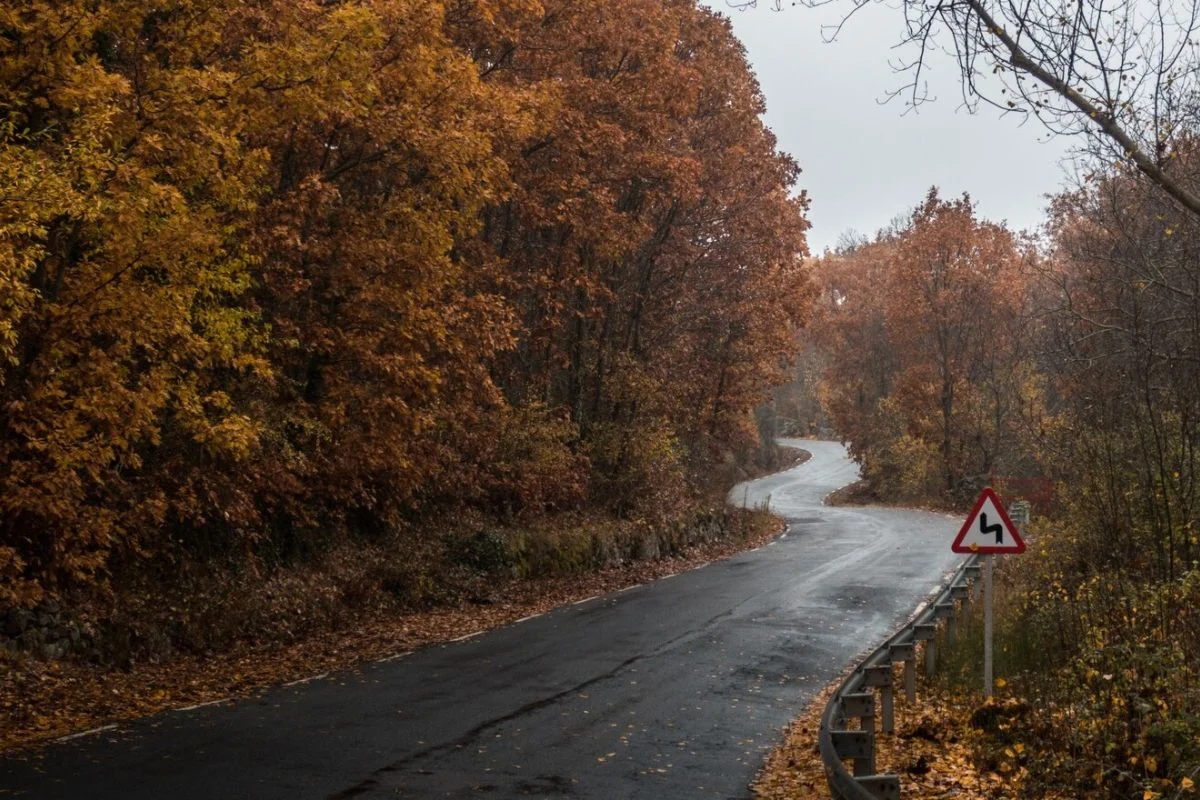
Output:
[711, 2, 1077, 253]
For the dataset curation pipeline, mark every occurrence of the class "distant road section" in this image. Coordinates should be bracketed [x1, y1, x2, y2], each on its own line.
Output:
[3, 440, 960, 799]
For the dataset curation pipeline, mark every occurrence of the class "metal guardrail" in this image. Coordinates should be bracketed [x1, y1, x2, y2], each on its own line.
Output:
[818, 554, 983, 800]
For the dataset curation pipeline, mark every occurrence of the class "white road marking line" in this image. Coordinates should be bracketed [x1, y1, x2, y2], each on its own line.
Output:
[451, 631, 483, 642]
[514, 613, 541, 624]
[172, 698, 231, 712]
[767, 541, 778, 547]
[618, 583, 641, 593]
[573, 596, 599, 606]
[660, 573, 677, 580]
[56, 724, 117, 743]
[283, 672, 327, 688]
[377, 651, 411, 663]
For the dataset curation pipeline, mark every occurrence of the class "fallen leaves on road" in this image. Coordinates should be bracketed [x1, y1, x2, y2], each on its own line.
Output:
[753, 682, 832, 800]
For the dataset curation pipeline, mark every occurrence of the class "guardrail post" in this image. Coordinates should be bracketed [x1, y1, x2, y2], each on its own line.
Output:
[890, 642, 916, 703]
[817, 556, 980, 800]
[831, 730, 875, 777]
[965, 564, 982, 601]
[949, 585, 969, 645]
[932, 602, 954, 669]
[863, 664, 894, 733]
[913, 622, 937, 678]
[855, 774, 901, 800]
[840, 692, 875, 775]
[841, 692, 874, 726]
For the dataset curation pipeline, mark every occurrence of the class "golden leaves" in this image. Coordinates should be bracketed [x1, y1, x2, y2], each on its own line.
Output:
[1, 0, 809, 682]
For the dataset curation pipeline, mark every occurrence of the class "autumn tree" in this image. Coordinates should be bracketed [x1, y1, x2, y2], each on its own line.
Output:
[0, 1, 269, 604]
[956, 154, 1200, 799]
[1, 0, 810, 616]
[236, 0, 542, 545]
[1040, 152, 1200, 583]
[459, 0, 811, 516]
[0, 0, 540, 601]
[812, 190, 1037, 501]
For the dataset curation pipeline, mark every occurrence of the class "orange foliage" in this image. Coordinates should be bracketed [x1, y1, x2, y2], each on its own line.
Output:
[811, 189, 1038, 503]
[0, 0, 808, 608]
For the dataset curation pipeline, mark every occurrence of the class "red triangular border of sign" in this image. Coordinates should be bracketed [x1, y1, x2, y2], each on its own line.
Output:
[951, 487, 1026, 554]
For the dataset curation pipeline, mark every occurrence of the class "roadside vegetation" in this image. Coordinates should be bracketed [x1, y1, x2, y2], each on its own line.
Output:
[762, 0, 1200, 790]
[0, 0, 811, 747]
[774, 152, 1200, 796]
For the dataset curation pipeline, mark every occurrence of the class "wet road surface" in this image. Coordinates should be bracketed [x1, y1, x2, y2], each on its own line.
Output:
[2, 440, 961, 799]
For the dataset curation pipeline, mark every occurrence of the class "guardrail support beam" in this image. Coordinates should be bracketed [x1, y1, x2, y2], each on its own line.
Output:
[863, 663, 895, 733]
[841, 692, 874, 722]
[831, 730, 875, 776]
[855, 774, 901, 800]
[889, 643, 916, 704]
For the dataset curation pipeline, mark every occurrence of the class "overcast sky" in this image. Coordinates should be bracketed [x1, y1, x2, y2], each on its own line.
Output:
[711, 2, 1078, 253]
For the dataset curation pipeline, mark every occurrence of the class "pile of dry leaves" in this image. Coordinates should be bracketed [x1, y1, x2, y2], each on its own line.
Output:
[754, 665, 1036, 800]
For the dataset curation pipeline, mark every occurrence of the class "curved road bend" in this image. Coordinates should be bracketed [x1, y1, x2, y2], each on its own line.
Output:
[2, 440, 961, 799]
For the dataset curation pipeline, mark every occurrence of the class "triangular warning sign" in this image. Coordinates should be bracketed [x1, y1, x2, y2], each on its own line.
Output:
[952, 488, 1026, 554]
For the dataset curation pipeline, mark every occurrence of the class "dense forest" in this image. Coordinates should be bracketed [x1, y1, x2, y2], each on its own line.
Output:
[0, 0, 809, 658]
[9, 0, 1199, 791]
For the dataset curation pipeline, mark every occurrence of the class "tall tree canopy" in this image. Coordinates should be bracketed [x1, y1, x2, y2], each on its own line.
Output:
[0, 0, 810, 608]
[812, 189, 1036, 501]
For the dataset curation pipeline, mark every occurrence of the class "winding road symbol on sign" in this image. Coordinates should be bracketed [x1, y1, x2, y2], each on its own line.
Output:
[979, 513, 1003, 544]
[952, 488, 1026, 554]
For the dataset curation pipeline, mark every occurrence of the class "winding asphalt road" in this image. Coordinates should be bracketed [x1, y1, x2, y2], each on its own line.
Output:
[2, 440, 961, 799]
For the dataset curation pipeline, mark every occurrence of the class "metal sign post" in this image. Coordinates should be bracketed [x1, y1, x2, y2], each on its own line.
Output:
[983, 555, 993, 699]
[953, 490, 1028, 700]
